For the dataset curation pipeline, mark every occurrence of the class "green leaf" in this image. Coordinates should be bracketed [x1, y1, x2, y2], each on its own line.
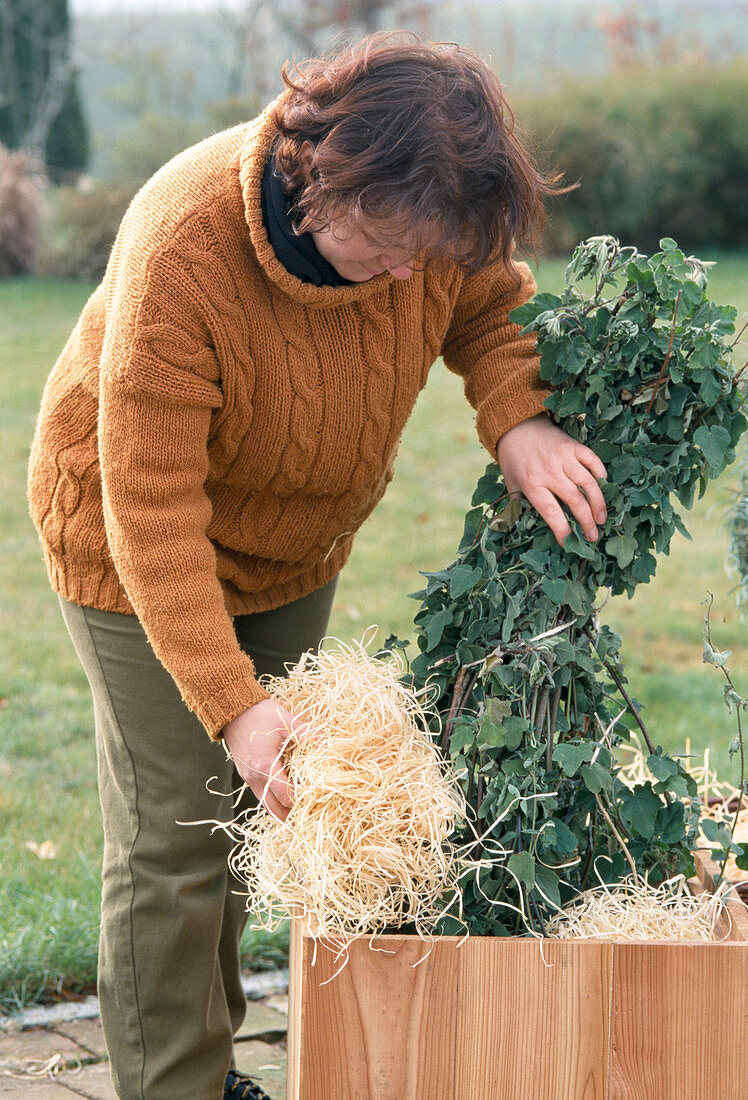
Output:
[449, 564, 481, 599]
[425, 608, 453, 651]
[449, 721, 475, 756]
[619, 784, 663, 840]
[541, 577, 568, 602]
[562, 531, 597, 561]
[646, 750, 679, 783]
[509, 293, 560, 328]
[533, 864, 562, 909]
[654, 801, 686, 845]
[581, 761, 612, 794]
[553, 742, 594, 777]
[693, 424, 731, 470]
[507, 850, 535, 887]
[539, 818, 579, 859]
[480, 713, 508, 748]
[700, 817, 732, 848]
[519, 548, 548, 573]
[502, 716, 527, 751]
[735, 843, 748, 872]
[605, 533, 637, 569]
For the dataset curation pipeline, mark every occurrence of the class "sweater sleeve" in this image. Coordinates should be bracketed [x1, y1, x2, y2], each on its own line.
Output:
[98, 240, 271, 739]
[441, 258, 552, 456]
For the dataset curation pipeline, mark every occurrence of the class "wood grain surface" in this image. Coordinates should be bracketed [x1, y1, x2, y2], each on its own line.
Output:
[288, 851, 748, 1099]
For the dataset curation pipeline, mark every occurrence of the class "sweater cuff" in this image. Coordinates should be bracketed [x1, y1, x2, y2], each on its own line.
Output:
[476, 388, 552, 457]
[194, 676, 273, 740]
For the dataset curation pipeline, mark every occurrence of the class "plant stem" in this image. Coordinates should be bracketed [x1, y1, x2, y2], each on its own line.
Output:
[534, 686, 550, 736]
[441, 667, 470, 752]
[546, 686, 562, 771]
[583, 627, 656, 754]
[594, 793, 640, 884]
[704, 592, 746, 883]
[644, 289, 682, 421]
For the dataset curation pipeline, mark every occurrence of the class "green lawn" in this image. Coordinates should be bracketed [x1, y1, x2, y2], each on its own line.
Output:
[1, 252, 746, 1011]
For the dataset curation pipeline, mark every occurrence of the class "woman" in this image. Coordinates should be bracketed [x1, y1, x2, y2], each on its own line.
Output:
[27, 33, 607, 1100]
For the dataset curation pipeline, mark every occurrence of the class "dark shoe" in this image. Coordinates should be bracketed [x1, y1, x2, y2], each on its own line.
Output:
[223, 1069, 273, 1099]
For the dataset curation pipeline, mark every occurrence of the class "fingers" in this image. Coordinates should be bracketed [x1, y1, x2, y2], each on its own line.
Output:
[522, 451, 608, 545]
[496, 416, 608, 546]
[574, 442, 607, 484]
[524, 468, 605, 547]
[522, 485, 573, 547]
[260, 787, 291, 823]
[572, 447, 608, 525]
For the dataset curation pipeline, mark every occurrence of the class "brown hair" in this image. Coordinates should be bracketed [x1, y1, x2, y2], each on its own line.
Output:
[270, 32, 564, 276]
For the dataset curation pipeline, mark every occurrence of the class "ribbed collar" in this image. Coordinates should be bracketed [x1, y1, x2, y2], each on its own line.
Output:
[239, 100, 394, 307]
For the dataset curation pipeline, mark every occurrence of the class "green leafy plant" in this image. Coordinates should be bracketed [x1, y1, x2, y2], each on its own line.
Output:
[700, 595, 748, 880]
[398, 236, 746, 936]
[727, 453, 748, 618]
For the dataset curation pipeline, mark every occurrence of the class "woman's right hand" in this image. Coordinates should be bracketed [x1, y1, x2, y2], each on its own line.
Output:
[223, 700, 305, 822]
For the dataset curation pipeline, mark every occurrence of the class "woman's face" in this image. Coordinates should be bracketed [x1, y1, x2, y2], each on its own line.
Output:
[310, 218, 422, 282]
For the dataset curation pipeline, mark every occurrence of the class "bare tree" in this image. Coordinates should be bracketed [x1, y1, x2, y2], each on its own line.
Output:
[216, 0, 438, 105]
[0, 0, 87, 175]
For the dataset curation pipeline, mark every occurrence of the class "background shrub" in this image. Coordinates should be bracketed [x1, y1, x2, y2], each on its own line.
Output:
[37, 182, 132, 281]
[0, 144, 45, 278]
[517, 62, 748, 255]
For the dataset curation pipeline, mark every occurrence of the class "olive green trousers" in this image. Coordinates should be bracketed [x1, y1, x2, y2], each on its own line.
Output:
[59, 580, 337, 1100]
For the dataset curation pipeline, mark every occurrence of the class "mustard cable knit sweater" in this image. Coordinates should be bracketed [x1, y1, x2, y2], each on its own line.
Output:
[27, 101, 550, 738]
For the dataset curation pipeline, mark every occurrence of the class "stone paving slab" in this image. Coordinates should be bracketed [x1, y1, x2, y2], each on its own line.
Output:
[262, 994, 289, 1016]
[0, 993, 289, 1099]
[235, 1001, 288, 1043]
[56, 1061, 118, 1099]
[234, 1039, 287, 1099]
[0, 1027, 87, 1069]
[0, 1072, 75, 1095]
[52, 1021, 108, 1062]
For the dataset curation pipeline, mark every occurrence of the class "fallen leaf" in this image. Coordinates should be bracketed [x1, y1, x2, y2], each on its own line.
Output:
[26, 840, 56, 860]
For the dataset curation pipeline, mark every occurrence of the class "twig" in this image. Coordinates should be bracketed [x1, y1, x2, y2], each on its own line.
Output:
[644, 290, 682, 420]
[583, 627, 655, 754]
[546, 686, 562, 772]
[440, 667, 479, 752]
[583, 626, 672, 807]
[704, 592, 746, 883]
[594, 793, 640, 884]
[534, 686, 550, 736]
[529, 891, 547, 936]
[730, 320, 747, 350]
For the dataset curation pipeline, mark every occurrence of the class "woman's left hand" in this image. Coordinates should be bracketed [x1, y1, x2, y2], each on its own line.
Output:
[496, 414, 608, 546]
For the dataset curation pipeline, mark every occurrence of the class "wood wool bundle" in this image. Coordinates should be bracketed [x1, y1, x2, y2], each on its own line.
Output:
[226, 640, 467, 954]
[545, 873, 733, 942]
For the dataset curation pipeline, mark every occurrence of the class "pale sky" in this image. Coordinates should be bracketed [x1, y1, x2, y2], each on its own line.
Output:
[70, 0, 581, 11]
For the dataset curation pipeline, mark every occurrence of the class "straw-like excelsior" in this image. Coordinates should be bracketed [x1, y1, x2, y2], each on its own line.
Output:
[225, 638, 467, 956]
[545, 872, 732, 942]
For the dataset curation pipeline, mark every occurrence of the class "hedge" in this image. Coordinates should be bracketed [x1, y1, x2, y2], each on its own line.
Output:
[516, 61, 747, 255]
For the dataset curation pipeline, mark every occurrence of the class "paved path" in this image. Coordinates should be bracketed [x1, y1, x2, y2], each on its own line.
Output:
[0, 979, 289, 1097]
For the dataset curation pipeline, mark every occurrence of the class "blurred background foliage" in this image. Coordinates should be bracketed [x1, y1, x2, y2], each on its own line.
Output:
[0, 0, 745, 281]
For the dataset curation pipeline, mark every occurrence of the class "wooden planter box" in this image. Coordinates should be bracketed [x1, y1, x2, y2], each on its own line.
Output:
[287, 851, 748, 1099]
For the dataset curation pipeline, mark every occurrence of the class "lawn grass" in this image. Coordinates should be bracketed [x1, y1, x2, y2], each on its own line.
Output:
[1, 253, 746, 1011]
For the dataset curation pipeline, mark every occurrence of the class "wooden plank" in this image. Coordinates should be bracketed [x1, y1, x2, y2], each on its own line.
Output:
[454, 938, 611, 1100]
[286, 920, 303, 1100]
[692, 848, 748, 941]
[609, 942, 748, 1100]
[291, 933, 459, 1099]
